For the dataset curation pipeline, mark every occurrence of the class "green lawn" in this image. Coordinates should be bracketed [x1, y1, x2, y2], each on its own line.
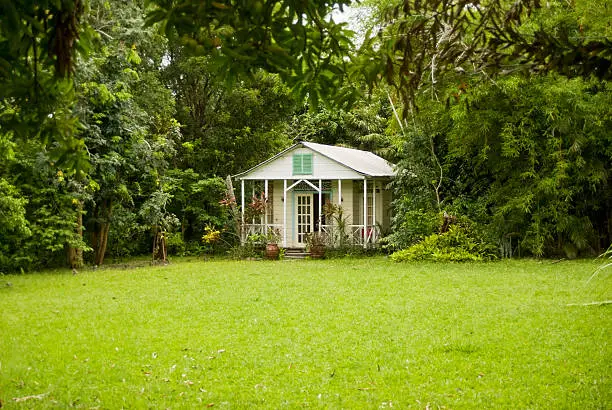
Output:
[1, 258, 610, 409]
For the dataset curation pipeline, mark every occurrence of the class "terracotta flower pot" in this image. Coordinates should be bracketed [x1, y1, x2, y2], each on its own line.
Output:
[265, 243, 280, 260]
[309, 245, 325, 259]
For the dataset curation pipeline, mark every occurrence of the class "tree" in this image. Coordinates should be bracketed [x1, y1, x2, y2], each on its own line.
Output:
[0, 0, 95, 171]
[353, 0, 612, 113]
[76, 0, 179, 265]
[288, 90, 398, 159]
[0, 179, 31, 270]
[389, 74, 612, 257]
[162, 47, 297, 176]
[147, 0, 357, 109]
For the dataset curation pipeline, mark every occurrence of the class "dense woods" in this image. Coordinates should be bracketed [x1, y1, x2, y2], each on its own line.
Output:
[0, 0, 610, 271]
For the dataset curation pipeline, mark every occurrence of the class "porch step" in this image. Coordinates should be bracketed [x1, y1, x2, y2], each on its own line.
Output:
[283, 248, 309, 260]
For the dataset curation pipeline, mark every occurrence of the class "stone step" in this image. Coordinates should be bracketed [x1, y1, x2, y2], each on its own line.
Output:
[283, 248, 309, 259]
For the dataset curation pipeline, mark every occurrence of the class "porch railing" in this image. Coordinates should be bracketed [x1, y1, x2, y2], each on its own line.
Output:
[242, 223, 380, 247]
[243, 223, 283, 237]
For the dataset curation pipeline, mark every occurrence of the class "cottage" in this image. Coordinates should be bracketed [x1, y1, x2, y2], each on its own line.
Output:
[234, 141, 396, 248]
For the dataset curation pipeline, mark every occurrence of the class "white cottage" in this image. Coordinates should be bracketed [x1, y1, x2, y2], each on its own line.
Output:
[234, 141, 396, 248]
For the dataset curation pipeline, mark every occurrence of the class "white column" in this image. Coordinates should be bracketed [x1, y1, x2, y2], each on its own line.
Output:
[363, 179, 368, 248]
[241, 179, 245, 244]
[318, 179, 322, 233]
[264, 179, 268, 232]
[251, 183, 255, 225]
[283, 179, 287, 247]
[337, 179, 342, 206]
[372, 180, 377, 242]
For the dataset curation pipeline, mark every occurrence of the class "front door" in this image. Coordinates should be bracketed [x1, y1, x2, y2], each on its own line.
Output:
[295, 194, 313, 246]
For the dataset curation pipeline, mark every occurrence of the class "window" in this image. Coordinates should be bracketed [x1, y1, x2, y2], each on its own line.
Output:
[292, 153, 313, 175]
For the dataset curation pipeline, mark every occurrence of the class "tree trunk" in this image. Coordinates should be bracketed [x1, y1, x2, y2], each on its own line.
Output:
[152, 225, 168, 264]
[92, 199, 112, 266]
[67, 200, 84, 269]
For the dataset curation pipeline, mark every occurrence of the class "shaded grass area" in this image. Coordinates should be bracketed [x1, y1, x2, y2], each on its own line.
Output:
[1, 258, 610, 409]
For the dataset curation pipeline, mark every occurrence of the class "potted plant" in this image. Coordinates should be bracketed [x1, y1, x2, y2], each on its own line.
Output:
[305, 231, 326, 259]
[264, 228, 280, 260]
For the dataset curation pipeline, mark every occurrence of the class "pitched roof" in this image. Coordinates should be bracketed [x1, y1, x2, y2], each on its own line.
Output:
[234, 141, 396, 179]
[301, 141, 395, 177]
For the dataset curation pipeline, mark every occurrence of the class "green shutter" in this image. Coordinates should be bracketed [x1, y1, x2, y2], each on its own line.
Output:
[292, 154, 302, 174]
[302, 153, 312, 174]
[293, 153, 313, 175]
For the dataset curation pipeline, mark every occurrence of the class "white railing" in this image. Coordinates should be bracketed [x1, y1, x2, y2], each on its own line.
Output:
[242, 223, 380, 247]
[243, 223, 283, 238]
[349, 224, 380, 246]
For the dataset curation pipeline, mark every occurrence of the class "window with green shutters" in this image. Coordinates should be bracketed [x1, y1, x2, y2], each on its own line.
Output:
[292, 153, 313, 175]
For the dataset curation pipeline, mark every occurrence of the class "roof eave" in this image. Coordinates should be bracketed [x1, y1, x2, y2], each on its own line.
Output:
[232, 143, 300, 179]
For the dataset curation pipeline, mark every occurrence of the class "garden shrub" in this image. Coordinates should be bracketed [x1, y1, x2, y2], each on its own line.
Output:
[166, 232, 186, 256]
[391, 225, 497, 262]
[383, 209, 442, 250]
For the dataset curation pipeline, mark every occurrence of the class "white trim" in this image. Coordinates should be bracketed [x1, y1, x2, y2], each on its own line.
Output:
[251, 184, 255, 224]
[318, 179, 322, 233]
[241, 179, 245, 243]
[372, 180, 376, 242]
[264, 179, 268, 231]
[233, 142, 395, 180]
[363, 179, 368, 248]
[283, 179, 287, 247]
[295, 193, 313, 246]
[286, 178, 321, 192]
[337, 179, 342, 206]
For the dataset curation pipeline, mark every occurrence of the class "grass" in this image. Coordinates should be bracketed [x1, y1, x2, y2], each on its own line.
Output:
[0, 258, 610, 409]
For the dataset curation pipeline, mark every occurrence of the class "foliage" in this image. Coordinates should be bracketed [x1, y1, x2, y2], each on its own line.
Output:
[104, 203, 149, 259]
[0, 0, 99, 172]
[226, 242, 259, 260]
[392, 74, 611, 257]
[0, 179, 31, 270]
[383, 208, 442, 251]
[147, 0, 357, 109]
[353, 0, 612, 112]
[202, 225, 222, 245]
[288, 90, 398, 160]
[163, 55, 296, 177]
[305, 231, 327, 249]
[322, 203, 351, 248]
[390, 225, 498, 262]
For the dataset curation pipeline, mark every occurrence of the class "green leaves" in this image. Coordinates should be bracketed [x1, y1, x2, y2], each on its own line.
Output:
[394, 73, 611, 257]
[146, 0, 354, 108]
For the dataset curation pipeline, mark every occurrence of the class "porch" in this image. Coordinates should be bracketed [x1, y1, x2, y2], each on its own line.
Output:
[243, 222, 382, 248]
[239, 178, 391, 248]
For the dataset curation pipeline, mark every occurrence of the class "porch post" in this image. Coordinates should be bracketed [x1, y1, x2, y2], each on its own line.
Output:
[372, 180, 377, 243]
[264, 179, 268, 233]
[251, 183, 255, 224]
[283, 179, 287, 247]
[241, 179, 245, 244]
[363, 179, 368, 248]
[337, 179, 342, 206]
[318, 179, 322, 233]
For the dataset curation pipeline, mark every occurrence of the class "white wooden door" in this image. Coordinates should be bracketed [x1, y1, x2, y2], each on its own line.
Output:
[295, 194, 313, 246]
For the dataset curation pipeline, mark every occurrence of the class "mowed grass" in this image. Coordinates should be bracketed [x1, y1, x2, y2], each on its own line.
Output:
[0, 258, 610, 409]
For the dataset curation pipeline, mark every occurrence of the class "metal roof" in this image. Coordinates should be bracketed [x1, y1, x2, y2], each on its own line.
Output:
[234, 141, 396, 179]
[301, 141, 395, 177]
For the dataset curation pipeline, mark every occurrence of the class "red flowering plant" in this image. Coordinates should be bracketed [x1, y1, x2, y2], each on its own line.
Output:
[244, 191, 267, 223]
[219, 192, 237, 208]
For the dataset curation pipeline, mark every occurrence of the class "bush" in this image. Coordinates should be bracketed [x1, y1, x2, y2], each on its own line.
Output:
[383, 209, 442, 250]
[324, 245, 384, 258]
[227, 242, 260, 259]
[166, 232, 186, 256]
[391, 225, 497, 262]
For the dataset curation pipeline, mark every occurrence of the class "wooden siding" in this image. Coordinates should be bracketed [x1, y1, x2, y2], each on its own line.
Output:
[239, 147, 364, 180]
